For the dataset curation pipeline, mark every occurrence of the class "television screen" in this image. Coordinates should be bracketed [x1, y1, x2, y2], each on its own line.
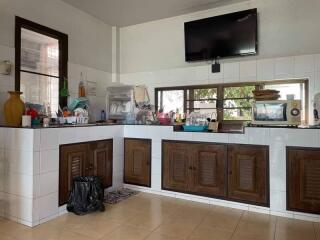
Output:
[184, 9, 258, 62]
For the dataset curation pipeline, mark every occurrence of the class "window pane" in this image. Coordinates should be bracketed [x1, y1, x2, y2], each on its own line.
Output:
[224, 108, 252, 120]
[21, 28, 59, 76]
[194, 100, 216, 108]
[224, 86, 255, 99]
[20, 72, 59, 116]
[161, 90, 184, 113]
[264, 83, 302, 100]
[194, 88, 217, 100]
[224, 99, 253, 108]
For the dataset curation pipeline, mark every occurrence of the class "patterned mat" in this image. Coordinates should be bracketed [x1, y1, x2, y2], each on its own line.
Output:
[104, 188, 139, 204]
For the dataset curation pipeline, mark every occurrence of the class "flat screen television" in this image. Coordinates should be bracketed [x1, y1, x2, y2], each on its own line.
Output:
[184, 9, 258, 62]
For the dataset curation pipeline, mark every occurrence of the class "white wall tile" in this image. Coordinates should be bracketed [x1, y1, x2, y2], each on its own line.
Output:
[39, 171, 58, 197]
[294, 55, 315, 75]
[113, 156, 124, 174]
[246, 127, 270, 145]
[152, 141, 161, 159]
[152, 157, 161, 175]
[270, 190, 286, 212]
[3, 193, 33, 222]
[38, 192, 59, 220]
[40, 129, 59, 150]
[228, 133, 249, 144]
[58, 128, 77, 145]
[257, 58, 275, 80]
[4, 173, 34, 198]
[151, 174, 161, 191]
[223, 62, 240, 82]
[192, 132, 229, 143]
[6, 129, 35, 151]
[269, 146, 286, 191]
[274, 57, 294, 79]
[5, 150, 38, 176]
[40, 149, 59, 174]
[195, 65, 209, 82]
[240, 60, 257, 81]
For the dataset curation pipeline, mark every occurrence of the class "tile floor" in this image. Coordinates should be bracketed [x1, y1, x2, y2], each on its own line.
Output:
[0, 192, 319, 240]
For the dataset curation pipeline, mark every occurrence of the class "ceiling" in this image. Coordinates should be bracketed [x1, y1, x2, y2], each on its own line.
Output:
[62, 0, 245, 27]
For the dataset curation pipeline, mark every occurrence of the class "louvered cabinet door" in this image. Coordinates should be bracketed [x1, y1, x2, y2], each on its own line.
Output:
[162, 141, 191, 192]
[124, 138, 151, 187]
[228, 144, 269, 206]
[92, 140, 113, 189]
[192, 144, 227, 197]
[59, 143, 90, 205]
[287, 147, 320, 214]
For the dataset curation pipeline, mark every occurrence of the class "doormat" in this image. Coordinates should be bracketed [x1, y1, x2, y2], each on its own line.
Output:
[104, 188, 139, 204]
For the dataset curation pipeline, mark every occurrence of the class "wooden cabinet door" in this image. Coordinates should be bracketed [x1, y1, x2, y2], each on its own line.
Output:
[162, 141, 191, 192]
[59, 143, 90, 205]
[228, 144, 269, 206]
[92, 140, 113, 189]
[192, 143, 227, 198]
[287, 147, 320, 214]
[124, 138, 151, 187]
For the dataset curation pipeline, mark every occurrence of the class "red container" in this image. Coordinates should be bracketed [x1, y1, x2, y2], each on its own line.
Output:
[158, 118, 171, 125]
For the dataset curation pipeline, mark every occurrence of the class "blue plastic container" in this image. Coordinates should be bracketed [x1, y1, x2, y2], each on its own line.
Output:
[183, 125, 208, 132]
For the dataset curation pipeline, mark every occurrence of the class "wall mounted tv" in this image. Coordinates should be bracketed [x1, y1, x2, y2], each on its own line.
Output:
[184, 9, 258, 62]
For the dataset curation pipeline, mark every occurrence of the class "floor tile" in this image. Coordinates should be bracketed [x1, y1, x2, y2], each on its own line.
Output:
[0, 193, 318, 240]
[187, 225, 233, 240]
[100, 225, 151, 240]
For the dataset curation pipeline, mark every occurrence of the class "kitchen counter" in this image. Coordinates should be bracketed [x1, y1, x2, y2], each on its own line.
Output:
[0, 125, 319, 227]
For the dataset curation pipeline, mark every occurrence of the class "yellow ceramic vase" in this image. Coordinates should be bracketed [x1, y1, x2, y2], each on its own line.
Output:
[4, 91, 25, 126]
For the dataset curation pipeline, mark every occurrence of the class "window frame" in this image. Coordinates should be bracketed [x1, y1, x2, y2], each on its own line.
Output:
[15, 16, 68, 107]
[155, 79, 309, 123]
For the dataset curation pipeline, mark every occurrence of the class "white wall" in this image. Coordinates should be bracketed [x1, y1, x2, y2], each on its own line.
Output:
[120, 0, 320, 74]
[0, 0, 115, 122]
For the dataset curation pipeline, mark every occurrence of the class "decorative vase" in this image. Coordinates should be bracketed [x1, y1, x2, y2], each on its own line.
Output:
[4, 91, 25, 126]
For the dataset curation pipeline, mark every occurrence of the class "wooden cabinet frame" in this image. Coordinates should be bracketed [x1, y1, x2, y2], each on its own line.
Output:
[161, 140, 270, 207]
[287, 146, 320, 214]
[124, 138, 152, 187]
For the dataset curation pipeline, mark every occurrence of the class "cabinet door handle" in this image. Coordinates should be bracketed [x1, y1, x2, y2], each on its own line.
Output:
[188, 166, 193, 170]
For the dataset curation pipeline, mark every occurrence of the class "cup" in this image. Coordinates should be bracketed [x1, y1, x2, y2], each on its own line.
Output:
[22, 115, 31, 127]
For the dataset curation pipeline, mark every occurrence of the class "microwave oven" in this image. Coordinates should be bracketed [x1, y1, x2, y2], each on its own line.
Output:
[251, 100, 302, 126]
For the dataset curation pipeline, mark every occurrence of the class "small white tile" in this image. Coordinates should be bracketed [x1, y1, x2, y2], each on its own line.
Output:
[228, 133, 248, 144]
[39, 171, 58, 197]
[152, 141, 161, 159]
[293, 212, 319, 222]
[152, 157, 162, 175]
[195, 65, 209, 82]
[192, 132, 229, 143]
[40, 149, 59, 174]
[5, 150, 36, 175]
[269, 146, 286, 191]
[3, 194, 33, 222]
[223, 62, 240, 82]
[151, 174, 161, 191]
[6, 129, 35, 151]
[40, 129, 59, 150]
[113, 137, 124, 158]
[294, 55, 315, 75]
[175, 132, 193, 141]
[257, 58, 275, 80]
[38, 192, 59, 220]
[113, 156, 124, 174]
[4, 173, 34, 198]
[240, 60, 257, 81]
[270, 190, 286, 212]
[58, 128, 77, 145]
[286, 129, 319, 147]
[274, 57, 294, 79]
[0, 128, 6, 149]
[247, 127, 270, 145]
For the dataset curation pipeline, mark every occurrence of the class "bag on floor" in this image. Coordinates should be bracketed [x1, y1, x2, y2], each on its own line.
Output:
[67, 176, 105, 215]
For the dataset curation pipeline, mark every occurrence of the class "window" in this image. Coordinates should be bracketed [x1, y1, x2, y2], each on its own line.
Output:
[155, 79, 308, 123]
[15, 17, 68, 116]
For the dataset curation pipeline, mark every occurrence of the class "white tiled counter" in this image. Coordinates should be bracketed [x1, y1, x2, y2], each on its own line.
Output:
[0, 125, 123, 227]
[0, 125, 319, 227]
[123, 125, 320, 223]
